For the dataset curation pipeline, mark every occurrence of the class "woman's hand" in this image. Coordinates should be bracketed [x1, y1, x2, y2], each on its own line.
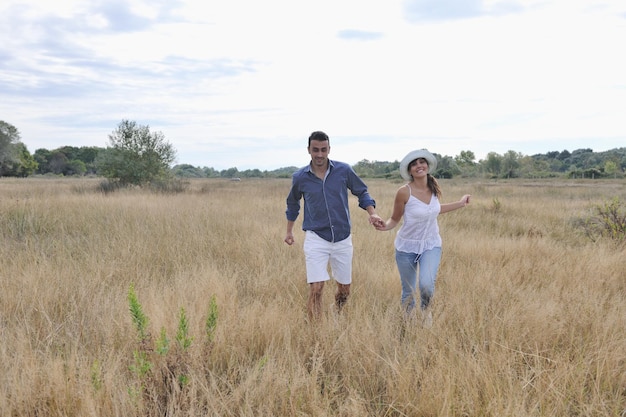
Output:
[375, 218, 398, 231]
[369, 214, 385, 229]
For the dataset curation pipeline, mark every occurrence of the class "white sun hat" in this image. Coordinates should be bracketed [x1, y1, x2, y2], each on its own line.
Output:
[398, 149, 437, 180]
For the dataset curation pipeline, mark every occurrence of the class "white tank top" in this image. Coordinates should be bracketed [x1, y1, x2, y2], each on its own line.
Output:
[394, 184, 442, 254]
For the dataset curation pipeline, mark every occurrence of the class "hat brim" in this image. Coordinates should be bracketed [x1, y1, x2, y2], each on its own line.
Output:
[399, 149, 437, 180]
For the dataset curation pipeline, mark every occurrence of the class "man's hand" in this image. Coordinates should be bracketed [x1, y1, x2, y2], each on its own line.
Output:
[284, 232, 295, 245]
[369, 214, 385, 228]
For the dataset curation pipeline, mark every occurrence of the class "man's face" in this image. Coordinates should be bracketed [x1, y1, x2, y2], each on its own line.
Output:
[308, 139, 330, 168]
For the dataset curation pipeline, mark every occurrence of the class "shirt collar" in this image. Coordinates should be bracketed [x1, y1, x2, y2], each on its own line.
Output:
[306, 159, 334, 172]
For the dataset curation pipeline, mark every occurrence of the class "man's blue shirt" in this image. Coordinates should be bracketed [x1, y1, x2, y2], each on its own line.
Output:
[285, 160, 376, 242]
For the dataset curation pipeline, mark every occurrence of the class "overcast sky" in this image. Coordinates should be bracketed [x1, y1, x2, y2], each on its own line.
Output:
[1, 0, 625, 170]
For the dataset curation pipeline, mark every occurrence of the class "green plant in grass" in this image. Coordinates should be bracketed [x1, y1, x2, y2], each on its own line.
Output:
[156, 327, 170, 355]
[594, 197, 626, 241]
[129, 350, 152, 378]
[206, 295, 218, 342]
[491, 197, 502, 212]
[90, 360, 103, 392]
[574, 197, 626, 243]
[174, 308, 193, 388]
[127, 283, 153, 393]
[125, 284, 219, 409]
[176, 307, 193, 350]
[128, 284, 149, 343]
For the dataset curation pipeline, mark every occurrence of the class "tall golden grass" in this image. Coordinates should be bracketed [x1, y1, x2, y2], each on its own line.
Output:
[0, 177, 624, 416]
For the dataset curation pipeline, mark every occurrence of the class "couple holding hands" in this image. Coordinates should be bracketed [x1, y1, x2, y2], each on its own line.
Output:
[284, 131, 471, 326]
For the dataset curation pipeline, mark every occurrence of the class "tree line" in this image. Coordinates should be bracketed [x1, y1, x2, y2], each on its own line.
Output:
[1, 120, 625, 184]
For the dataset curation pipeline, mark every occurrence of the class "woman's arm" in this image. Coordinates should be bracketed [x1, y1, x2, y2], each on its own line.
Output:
[376, 186, 409, 231]
[440, 194, 471, 214]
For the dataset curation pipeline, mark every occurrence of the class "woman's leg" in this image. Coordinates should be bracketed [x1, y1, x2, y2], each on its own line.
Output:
[395, 250, 418, 313]
[417, 247, 442, 310]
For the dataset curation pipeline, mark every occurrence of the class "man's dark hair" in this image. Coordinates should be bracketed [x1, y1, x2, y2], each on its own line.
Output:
[308, 131, 329, 146]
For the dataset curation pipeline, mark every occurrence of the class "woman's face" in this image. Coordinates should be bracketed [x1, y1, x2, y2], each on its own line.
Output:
[408, 158, 429, 178]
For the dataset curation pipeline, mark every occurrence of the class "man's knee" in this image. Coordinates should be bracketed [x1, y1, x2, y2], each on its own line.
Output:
[335, 283, 350, 308]
[337, 283, 350, 295]
[309, 281, 324, 296]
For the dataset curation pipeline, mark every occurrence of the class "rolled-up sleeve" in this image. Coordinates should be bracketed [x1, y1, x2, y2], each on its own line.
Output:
[285, 176, 302, 221]
[347, 168, 376, 210]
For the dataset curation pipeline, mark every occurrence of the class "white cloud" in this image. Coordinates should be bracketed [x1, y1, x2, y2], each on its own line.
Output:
[0, 0, 624, 169]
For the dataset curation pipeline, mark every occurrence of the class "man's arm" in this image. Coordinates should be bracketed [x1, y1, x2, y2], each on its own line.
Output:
[285, 174, 301, 245]
[285, 220, 296, 245]
[347, 168, 383, 227]
[365, 205, 384, 227]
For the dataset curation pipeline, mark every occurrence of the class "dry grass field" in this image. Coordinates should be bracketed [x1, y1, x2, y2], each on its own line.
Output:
[1, 176, 625, 417]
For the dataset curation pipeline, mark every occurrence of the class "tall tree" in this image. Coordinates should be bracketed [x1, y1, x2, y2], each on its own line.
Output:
[455, 150, 476, 166]
[483, 152, 503, 177]
[502, 150, 522, 178]
[96, 120, 177, 186]
[0, 121, 20, 174]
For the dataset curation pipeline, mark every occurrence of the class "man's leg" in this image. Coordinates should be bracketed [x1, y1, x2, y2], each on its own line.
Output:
[304, 231, 331, 320]
[308, 281, 325, 320]
[335, 283, 350, 312]
[329, 235, 353, 313]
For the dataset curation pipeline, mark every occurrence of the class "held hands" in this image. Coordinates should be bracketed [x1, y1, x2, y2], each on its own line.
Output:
[460, 194, 471, 207]
[374, 220, 388, 231]
[370, 214, 387, 231]
[369, 214, 385, 229]
[284, 232, 295, 246]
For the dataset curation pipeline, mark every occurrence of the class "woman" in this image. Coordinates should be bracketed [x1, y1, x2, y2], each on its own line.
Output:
[375, 149, 470, 327]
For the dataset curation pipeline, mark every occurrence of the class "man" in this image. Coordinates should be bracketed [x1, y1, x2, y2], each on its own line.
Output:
[284, 131, 383, 320]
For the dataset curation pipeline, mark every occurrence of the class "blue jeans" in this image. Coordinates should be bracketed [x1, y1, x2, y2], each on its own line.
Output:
[395, 247, 442, 313]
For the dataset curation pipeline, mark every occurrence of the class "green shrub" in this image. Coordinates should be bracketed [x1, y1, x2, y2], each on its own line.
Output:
[574, 197, 626, 243]
[124, 284, 219, 412]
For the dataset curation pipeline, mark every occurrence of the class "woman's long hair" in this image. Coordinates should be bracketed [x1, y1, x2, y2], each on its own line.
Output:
[427, 174, 442, 198]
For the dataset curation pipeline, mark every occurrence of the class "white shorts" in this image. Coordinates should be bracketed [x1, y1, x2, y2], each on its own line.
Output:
[303, 231, 353, 284]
